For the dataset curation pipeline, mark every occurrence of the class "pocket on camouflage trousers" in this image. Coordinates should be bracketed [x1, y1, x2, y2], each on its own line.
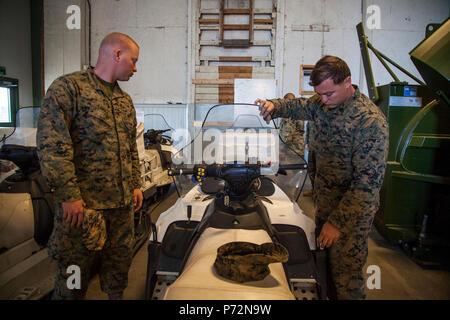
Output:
[82, 208, 107, 251]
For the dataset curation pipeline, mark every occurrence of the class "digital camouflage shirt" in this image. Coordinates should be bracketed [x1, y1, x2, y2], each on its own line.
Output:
[37, 67, 141, 209]
[270, 86, 389, 232]
[279, 118, 305, 154]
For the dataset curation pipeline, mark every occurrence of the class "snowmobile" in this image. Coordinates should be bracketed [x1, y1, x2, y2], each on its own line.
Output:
[145, 104, 328, 300]
[134, 114, 178, 255]
[0, 108, 175, 299]
[0, 129, 56, 300]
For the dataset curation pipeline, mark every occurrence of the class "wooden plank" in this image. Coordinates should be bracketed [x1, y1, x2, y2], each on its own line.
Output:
[195, 71, 275, 78]
[222, 39, 250, 48]
[218, 73, 252, 79]
[200, 9, 220, 14]
[223, 9, 250, 14]
[195, 66, 219, 73]
[195, 91, 219, 98]
[216, 93, 235, 99]
[252, 73, 275, 79]
[192, 79, 234, 85]
[249, 0, 254, 43]
[253, 25, 273, 30]
[218, 66, 253, 74]
[216, 87, 234, 94]
[196, 66, 274, 74]
[223, 24, 250, 30]
[199, 19, 219, 24]
[219, 56, 252, 62]
[195, 99, 220, 104]
[199, 25, 220, 30]
[254, 19, 273, 24]
[195, 93, 220, 100]
[219, 66, 253, 103]
[252, 67, 275, 74]
[219, 0, 224, 42]
[253, 9, 273, 14]
[199, 40, 220, 46]
[219, 98, 234, 104]
[252, 41, 272, 46]
[195, 86, 219, 94]
[194, 72, 219, 79]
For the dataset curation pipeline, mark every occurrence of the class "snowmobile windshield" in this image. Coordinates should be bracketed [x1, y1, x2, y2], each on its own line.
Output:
[0, 107, 41, 182]
[171, 104, 307, 202]
[0, 106, 40, 147]
[143, 113, 174, 131]
[142, 113, 175, 147]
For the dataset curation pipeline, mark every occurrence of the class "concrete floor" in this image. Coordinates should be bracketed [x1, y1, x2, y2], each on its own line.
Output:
[84, 183, 450, 300]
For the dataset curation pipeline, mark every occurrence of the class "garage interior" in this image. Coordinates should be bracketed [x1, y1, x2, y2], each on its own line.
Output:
[0, 0, 449, 300]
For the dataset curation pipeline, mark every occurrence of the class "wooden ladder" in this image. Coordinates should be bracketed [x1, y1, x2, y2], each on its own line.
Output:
[219, 0, 254, 48]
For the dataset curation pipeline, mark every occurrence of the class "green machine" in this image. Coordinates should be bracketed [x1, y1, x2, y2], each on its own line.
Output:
[357, 19, 450, 267]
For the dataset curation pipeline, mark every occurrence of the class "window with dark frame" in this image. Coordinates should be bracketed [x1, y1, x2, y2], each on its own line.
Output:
[0, 77, 19, 127]
[299, 64, 315, 96]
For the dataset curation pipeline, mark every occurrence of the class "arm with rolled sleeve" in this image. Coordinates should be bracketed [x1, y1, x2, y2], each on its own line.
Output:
[36, 78, 82, 203]
[326, 117, 389, 232]
[269, 96, 317, 121]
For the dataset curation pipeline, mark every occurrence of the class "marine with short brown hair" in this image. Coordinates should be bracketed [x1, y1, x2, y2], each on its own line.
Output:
[255, 55, 389, 299]
[37, 32, 143, 300]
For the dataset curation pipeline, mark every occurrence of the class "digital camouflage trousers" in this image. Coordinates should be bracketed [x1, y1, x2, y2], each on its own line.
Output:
[47, 204, 134, 299]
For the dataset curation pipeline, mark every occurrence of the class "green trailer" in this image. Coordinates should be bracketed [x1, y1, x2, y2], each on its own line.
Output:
[357, 19, 450, 267]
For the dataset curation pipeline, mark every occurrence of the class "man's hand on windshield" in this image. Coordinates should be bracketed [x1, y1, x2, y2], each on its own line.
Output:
[254, 99, 275, 124]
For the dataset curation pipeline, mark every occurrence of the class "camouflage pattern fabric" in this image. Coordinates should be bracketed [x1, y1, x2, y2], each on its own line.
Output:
[37, 67, 140, 299]
[36, 67, 141, 209]
[48, 204, 134, 299]
[214, 242, 289, 283]
[328, 218, 372, 300]
[305, 121, 316, 187]
[82, 208, 107, 251]
[279, 118, 305, 154]
[269, 86, 389, 299]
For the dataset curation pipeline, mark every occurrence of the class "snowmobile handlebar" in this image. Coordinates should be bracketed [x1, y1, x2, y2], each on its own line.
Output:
[168, 168, 195, 176]
[155, 129, 171, 134]
[168, 163, 306, 180]
[169, 163, 306, 197]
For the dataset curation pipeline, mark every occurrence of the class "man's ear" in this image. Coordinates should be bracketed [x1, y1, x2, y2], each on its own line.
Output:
[113, 49, 121, 62]
[344, 76, 352, 88]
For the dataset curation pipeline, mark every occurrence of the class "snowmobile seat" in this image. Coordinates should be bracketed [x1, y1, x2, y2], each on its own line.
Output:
[163, 228, 295, 300]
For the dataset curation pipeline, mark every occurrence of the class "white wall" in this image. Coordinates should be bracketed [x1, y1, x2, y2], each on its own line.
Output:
[42, 0, 449, 104]
[44, 0, 188, 104]
[90, 0, 188, 104]
[44, 0, 85, 92]
[279, 0, 363, 97]
[361, 0, 449, 91]
[0, 0, 33, 107]
[277, 0, 449, 97]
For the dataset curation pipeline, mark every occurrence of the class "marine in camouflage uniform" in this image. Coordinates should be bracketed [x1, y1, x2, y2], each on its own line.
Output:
[268, 84, 389, 299]
[279, 118, 305, 155]
[37, 60, 141, 299]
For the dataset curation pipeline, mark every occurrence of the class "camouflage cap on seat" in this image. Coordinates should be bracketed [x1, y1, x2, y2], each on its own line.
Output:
[214, 241, 289, 283]
[82, 208, 107, 251]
